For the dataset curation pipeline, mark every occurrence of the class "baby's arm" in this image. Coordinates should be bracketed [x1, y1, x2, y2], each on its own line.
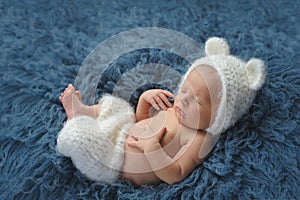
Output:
[135, 89, 174, 121]
[147, 133, 205, 184]
[128, 128, 206, 184]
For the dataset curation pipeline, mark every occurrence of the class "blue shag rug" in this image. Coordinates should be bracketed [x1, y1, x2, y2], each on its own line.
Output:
[1, 0, 299, 199]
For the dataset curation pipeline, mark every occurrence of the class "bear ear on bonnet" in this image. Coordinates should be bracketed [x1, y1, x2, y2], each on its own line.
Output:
[205, 37, 230, 56]
[246, 58, 266, 91]
[205, 36, 266, 91]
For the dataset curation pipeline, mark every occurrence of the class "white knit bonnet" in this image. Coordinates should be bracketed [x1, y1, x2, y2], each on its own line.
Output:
[179, 37, 266, 138]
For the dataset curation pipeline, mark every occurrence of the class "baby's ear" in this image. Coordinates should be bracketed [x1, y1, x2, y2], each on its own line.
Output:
[205, 37, 230, 56]
[246, 58, 266, 90]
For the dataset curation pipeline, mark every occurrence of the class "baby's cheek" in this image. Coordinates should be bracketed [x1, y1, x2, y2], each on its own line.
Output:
[189, 109, 201, 125]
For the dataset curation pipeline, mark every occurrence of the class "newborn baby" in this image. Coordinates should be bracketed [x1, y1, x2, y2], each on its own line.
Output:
[57, 37, 266, 185]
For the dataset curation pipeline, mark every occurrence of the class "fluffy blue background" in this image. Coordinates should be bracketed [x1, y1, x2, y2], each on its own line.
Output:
[1, 0, 299, 199]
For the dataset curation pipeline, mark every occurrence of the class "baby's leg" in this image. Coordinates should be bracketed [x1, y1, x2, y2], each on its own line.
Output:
[59, 84, 101, 120]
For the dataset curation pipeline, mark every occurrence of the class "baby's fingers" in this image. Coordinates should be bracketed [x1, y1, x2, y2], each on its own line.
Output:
[127, 140, 143, 152]
[159, 93, 173, 108]
[154, 95, 168, 110]
[130, 135, 139, 141]
[127, 140, 137, 147]
[162, 90, 175, 98]
[149, 98, 160, 110]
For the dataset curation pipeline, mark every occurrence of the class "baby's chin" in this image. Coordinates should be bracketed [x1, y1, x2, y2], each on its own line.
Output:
[179, 119, 208, 132]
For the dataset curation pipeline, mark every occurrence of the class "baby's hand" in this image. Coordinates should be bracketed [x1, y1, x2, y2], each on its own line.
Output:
[142, 89, 175, 111]
[128, 127, 167, 152]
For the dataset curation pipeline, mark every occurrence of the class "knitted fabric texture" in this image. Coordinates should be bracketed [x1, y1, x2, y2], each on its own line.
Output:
[57, 95, 135, 183]
[180, 37, 266, 139]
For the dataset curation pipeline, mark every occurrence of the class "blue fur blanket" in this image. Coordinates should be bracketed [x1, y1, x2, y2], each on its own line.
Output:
[1, 0, 299, 199]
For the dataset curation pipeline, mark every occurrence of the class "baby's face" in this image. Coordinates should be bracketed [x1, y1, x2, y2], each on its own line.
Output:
[174, 66, 221, 130]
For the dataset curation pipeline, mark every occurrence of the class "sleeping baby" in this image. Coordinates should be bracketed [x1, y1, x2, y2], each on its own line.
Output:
[57, 37, 266, 185]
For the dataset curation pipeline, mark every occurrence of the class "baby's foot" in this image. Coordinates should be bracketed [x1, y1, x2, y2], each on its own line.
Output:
[59, 84, 84, 120]
[60, 88, 82, 102]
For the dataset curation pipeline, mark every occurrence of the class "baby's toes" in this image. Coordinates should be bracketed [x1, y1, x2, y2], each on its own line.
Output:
[68, 84, 75, 91]
[75, 91, 82, 102]
[59, 93, 63, 101]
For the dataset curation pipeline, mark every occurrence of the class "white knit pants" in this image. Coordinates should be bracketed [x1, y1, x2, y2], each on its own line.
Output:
[57, 95, 135, 183]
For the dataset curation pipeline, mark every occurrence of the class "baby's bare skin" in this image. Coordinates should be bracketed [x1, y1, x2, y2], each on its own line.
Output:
[59, 84, 101, 119]
[122, 67, 221, 185]
[59, 66, 221, 185]
[122, 108, 206, 185]
[59, 85, 207, 185]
